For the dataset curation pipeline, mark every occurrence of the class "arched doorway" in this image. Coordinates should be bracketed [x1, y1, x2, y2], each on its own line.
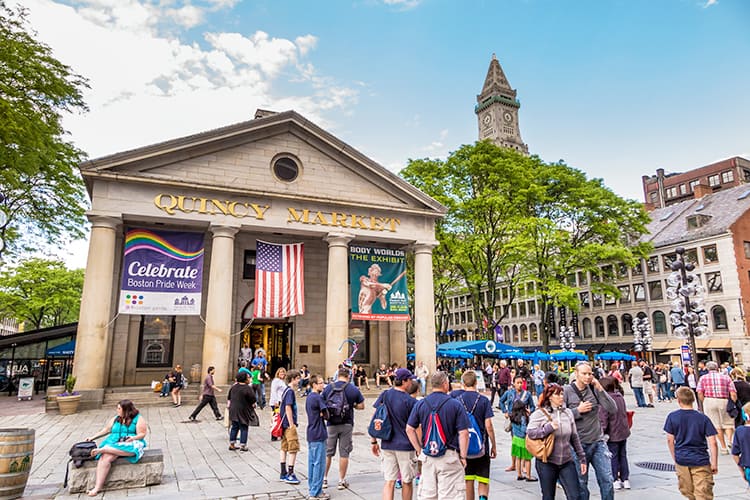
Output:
[241, 300, 294, 375]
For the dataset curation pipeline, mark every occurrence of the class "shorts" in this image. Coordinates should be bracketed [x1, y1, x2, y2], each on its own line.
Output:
[703, 397, 734, 430]
[381, 449, 417, 482]
[281, 425, 300, 453]
[643, 381, 654, 396]
[464, 453, 491, 484]
[326, 423, 353, 458]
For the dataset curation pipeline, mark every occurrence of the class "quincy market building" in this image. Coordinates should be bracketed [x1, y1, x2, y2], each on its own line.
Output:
[73, 110, 445, 408]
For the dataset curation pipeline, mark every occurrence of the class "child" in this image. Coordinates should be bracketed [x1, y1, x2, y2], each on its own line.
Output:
[250, 364, 264, 409]
[305, 374, 329, 500]
[664, 387, 718, 499]
[510, 399, 536, 481]
[279, 369, 302, 485]
[731, 402, 750, 487]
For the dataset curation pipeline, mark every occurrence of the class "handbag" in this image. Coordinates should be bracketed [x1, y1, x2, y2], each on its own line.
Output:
[248, 408, 260, 427]
[525, 409, 555, 463]
[63, 441, 98, 488]
[727, 398, 740, 419]
[271, 411, 283, 438]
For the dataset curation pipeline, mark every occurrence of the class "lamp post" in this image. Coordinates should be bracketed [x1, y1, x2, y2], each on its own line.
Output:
[0, 191, 6, 260]
[633, 316, 653, 355]
[559, 325, 576, 352]
[666, 246, 709, 379]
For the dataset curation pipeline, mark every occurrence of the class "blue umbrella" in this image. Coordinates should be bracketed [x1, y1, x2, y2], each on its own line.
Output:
[551, 351, 587, 362]
[436, 349, 474, 360]
[407, 352, 415, 360]
[595, 352, 636, 362]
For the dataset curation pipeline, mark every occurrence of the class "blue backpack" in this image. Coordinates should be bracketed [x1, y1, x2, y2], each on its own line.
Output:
[461, 393, 485, 459]
[422, 398, 451, 457]
[368, 391, 393, 440]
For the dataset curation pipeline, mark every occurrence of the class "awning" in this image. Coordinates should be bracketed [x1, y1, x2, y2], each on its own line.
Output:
[47, 340, 75, 357]
[438, 340, 521, 355]
[651, 340, 683, 350]
[704, 338, 732, 349]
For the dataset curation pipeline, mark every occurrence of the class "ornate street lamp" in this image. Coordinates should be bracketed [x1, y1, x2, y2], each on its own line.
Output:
[559, 325, 576, 352]
[633, 316, 652, 353]
[666, 246, 709, 378]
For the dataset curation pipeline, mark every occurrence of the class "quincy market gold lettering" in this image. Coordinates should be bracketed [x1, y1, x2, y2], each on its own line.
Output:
[155, 194, 269, 219]
[287, 208, 400, 232]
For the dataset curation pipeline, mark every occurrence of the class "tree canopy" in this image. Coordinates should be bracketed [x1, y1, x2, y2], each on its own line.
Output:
[0, 1, 89, 258]
[0, 257, 84, 329]
[401, 141, 651, 350]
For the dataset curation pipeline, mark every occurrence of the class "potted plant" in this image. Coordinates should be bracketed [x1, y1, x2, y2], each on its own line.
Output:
[56, 375, 81, 415]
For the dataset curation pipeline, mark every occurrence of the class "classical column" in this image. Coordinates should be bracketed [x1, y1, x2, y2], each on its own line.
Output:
[389, 321, 407, 367]
[74, 216, 121, 397]
[324, 232, 354, 378]
[202, 225, 239, 385]
[413, 241, 438, 384]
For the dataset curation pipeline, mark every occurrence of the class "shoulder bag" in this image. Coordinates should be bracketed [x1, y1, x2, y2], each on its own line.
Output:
[525, 409, 555, 463]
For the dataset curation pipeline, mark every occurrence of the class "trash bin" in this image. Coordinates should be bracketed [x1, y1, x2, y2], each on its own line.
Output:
[0, 428, 35, 499]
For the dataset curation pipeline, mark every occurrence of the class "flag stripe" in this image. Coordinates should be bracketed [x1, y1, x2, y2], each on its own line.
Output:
[254, 241, 305, 318]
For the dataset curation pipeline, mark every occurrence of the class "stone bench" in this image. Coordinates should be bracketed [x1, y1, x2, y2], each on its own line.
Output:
[68, 449, 163, 493]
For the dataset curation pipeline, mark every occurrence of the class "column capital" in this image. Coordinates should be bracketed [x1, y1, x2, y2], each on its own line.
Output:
[87, 215, 121, 230]
[324, 232, 354, 248]
[411, 241, 439, 254]
[210, 225, 239, 239]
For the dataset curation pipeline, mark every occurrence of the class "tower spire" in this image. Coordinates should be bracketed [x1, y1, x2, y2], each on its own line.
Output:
[478, 53, 513, 101]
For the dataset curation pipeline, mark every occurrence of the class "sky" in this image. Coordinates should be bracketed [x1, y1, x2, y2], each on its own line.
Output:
[10, 0, 750, 269]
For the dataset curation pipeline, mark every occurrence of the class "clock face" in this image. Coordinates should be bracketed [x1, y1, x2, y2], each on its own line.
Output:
[503, 111, 513, 123]
[482, 114, 492, 126]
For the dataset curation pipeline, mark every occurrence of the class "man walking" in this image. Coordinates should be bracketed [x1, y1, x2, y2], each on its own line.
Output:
[415, 361, 429, 397]
[188, 366, 223, 421]
[323, 367, 365, 490]
[670, 362, 687, 392]
[563, 361, 617, 500]
[628, 361, 646, 408]
[641, 360, 656, 407]
[696, 361, 738, 455]
[279, 370, 302, 484]
[406, 371, 469, 500]
[306, 374, 329, 500]
[371, 368, 419, 500]
[492, 360, 511, 408]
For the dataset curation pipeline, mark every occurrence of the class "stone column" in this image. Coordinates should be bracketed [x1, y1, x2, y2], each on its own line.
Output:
[389, 321, 407, 367]
[413, 241, 438, 384]
[202, 225, 239, 385]
[324, 232, 354, 379]
[73, 216, 121, 406]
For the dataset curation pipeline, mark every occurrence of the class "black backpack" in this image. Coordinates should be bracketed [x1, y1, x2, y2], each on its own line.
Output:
[325, 383, 350, 425]
[63, 441, 97, 488]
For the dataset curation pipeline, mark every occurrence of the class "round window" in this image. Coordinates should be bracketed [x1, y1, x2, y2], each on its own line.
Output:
[272, 156, 299, 182]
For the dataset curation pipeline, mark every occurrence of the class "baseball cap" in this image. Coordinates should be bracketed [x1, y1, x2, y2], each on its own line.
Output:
[395, 368, 416, 381]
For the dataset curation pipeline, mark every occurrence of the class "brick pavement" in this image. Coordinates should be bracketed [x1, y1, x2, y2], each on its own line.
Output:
[1, 391, 749, 499]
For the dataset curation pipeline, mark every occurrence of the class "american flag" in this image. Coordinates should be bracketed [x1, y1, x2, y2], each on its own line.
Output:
[254, 241, 305, 318]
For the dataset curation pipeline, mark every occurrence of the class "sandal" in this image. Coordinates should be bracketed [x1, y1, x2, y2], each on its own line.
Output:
[228, 444, 237, 451]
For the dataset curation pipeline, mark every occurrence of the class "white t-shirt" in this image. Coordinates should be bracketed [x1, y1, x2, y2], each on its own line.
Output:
[628, 367, 644, 388]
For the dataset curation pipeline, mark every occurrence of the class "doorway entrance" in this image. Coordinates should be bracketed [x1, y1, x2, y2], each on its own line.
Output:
[240, 322, 293, 375]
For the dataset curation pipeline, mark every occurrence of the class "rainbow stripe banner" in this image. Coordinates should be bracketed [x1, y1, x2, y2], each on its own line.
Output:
[119, 229, 205, 315]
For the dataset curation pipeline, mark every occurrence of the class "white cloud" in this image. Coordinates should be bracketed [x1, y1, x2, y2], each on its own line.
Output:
[382, 0, 422, 10]
[420, 129, 449, 154]
[12, 0, 358, 158]
[703, 0, 718, 7]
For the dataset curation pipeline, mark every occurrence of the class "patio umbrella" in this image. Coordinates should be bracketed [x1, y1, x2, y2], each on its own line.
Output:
[436, 349, 474, 360]
[551, 351, 587, 362]
[594, 352, 636, 362]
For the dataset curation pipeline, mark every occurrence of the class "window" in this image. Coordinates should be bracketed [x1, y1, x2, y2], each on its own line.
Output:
[595, 317, 605, 338]
[592, 293, 602, 307]
[666, 186, 678, 198]
[605, 293, 616, 305]
[518, 302, 526, 316]
[622, 314, 633, 335]
[530, 323, 538, 342]
[685, 248, 698, 264]
[745, 169, 750, 182]
[242, 250, 256, 279]
[690, 179, 700, 191]
[721, 170, 734, 183]
[652, 311, 667, 334]
[578, 271, 588, 286]
[618, 285, 631, 303]
[687, 215, 711, 229]
[510, 304, 517, 318]
[582, 318, 592, 338]
[662, 253, 677, 271]
[607, 315, 619, 336]
[708, 174, 720, 187]
[528, 300, 536, 315]
[467, 310, 473, 323]
[460, 311, 466, 323]
[520, 324, 528, 342]
[601, 265, 614, 280]
[712, 306, 728, 329]
[579, 292, 590, 308]
[703, 245, 718, 263]
[680, 184, 687, 195]
[567, 273, 577, 286]
[617, 263, 629, 279]
[649, 191, 658, 203]
[512, 325, 519, 343]
[137, 316, 175, 367]
[272, 155, 300, 182]
[633, 283, 646, 301]
[706, 272, 722, 293]
[745, 241, 750, 259]
[648, 280, 663, 300]
[646, 256, 659, 273]
[631, 262, 643, 276]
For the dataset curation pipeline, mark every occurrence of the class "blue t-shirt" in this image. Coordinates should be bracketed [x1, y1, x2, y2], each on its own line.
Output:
[321, 381, 365, 426]
[407, 392, 469, 453]
[450, 389, 494, 448]
[373, 388, 417, 451]
[280, 387, 297, 429]
[251, 357, 268, 371]
[670, 366, 686, 385]
[732, 425, 750, 468]
[664, 409, 717, 466]
[305, 392, 328, 443]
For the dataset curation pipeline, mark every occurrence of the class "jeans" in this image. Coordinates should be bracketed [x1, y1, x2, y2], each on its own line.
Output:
[260, 382, 267, 407]
[308, 440, 326, 496]
[418, 378, 426, 396]
[190, 394, 221, 419]
[632, 387, 646, 408]
[572, 441, 614, 500]
[535, 383, 544, 397]
[536, 459, 580, 500]
[229, 421, 248, 445]
[160, 382, 171, 396]
[607, 440, 629, 481]
[658, 382, 671, 401]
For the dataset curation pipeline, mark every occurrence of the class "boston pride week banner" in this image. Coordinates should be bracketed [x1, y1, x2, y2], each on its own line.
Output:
[119, 229, 205, 315]
[349, 245, 409, 321]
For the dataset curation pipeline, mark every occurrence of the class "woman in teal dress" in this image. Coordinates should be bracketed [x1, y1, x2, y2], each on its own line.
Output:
[85, 399, 148, 497]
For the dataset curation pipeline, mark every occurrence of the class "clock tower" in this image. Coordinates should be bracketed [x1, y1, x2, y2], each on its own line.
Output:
[475, 54, 528, 154]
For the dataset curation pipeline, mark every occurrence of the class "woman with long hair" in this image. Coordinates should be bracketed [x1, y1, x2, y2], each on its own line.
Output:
[170, 364, 184, 407]
[269, 367, 288, 441]
[84, 399, 148, 497]
[730, 368, 750, 428]
[598, 376, 631, 490]
[510, 399, 536, 481]
[526, 383, 586, 499]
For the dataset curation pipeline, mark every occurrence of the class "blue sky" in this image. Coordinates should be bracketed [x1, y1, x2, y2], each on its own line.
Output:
[13, 0, 750, 267]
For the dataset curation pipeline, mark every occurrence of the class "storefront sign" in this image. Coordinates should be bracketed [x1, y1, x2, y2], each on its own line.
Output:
[119, 229, 205, 315]
[349, 246, 410, 321]
[154, 194, 269, 219]
[681, 344, 692, 363]
[287, 208, 400, 232]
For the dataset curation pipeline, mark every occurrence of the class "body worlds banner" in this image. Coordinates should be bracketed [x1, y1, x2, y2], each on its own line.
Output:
[119, 229, 205, 315]
[349, 245, 409, 321]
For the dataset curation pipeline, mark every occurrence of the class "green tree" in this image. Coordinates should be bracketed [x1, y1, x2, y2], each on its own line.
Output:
[0, 257, 84, 329]
[0, 2, 89, 258]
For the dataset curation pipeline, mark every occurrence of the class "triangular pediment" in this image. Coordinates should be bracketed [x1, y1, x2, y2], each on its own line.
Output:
[80, 111, 446, 217]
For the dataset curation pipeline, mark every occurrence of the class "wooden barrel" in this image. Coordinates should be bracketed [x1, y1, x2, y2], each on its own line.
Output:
[0, 428, 35, 500]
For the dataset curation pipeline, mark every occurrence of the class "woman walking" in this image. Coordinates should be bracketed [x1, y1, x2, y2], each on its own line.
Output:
[731, 368, 750, 428]
[510, 399, 536, 481]
[270, 367, 288, 441]
[598, 376, 631, 490]
[169, 365, 185, 407]
[527, 383, 586, 500]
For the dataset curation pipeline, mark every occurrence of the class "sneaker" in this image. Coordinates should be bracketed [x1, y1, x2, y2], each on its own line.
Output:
[613, 481, 623, 490]
[623, 480, 631, 489]
[337, 480, 349, 490]
[310, 494, 330, 500]
[395, 479, 402, 489]
[414, 475, 420, 486]
[239, 445, 248, 452]
[174, 404, 181, 408]
[188, 416, 196, 421]
[322, 479, 328, 489]
[228, 444, 237, 451]
[215, 416, 224, 421]
[284, 473, 301, 485]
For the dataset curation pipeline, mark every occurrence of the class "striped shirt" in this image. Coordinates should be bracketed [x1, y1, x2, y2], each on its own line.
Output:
[696, 371, 737, 399]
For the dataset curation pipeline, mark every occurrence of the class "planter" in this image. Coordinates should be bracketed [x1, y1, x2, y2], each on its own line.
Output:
[57, 394, 81, 416]
[0, 428, 35, 499]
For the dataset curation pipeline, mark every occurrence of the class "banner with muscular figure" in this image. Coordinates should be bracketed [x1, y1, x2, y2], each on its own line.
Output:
[119, 229, 205, 315]
[349, 245, 410, 321]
